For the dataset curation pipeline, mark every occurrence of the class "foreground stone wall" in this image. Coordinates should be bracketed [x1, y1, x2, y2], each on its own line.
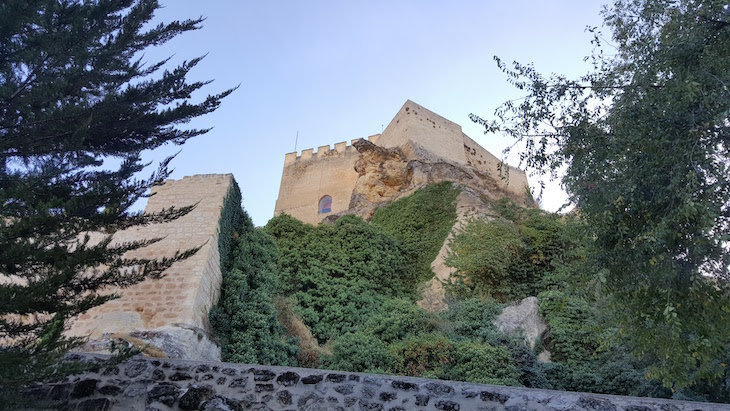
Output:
[33, 355, 726, 411]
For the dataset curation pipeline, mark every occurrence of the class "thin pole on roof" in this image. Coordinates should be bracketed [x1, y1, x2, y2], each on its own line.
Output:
[294, 131, 299, 152]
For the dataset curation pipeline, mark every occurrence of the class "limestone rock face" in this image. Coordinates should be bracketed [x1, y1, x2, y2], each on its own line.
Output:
[78, 325, 221, 362]
[349, 139, 409, 218]
[346, 138, 528, 223]
[494, 296, 548, 350]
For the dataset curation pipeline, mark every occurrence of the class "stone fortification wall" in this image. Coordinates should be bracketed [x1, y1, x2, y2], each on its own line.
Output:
[67, 174, 235, 361]
[462, 134, 529, 198]
[34, 355, 726, 411]
[377, 100, 468, 166]
[274, 137, 379, 225]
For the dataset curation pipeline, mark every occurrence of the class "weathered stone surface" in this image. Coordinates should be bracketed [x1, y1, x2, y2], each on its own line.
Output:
[425, 382, 454, 397]
[298, 391, 325, 409]
[435, 399, 461, 411]
[326, 373, 347, 383]
[151, 369, 165, 381]
[301, 374, 323, 384]
[276, 390, 292, 406]
[228, 377, 248, 388]
[494, 296, 548, 349]
[30, 355, 729, 411]
[147, 382, 181, 407]
[254, 383, 274, 393]
[97, 385, 123, 396]
[481, 390, 510, 404]
[334, 384, 355, 395]
[252, 368, 276, 381]
[378, 391, 397, 402]
[391, 380, 418, 391]
[178, 385, 215, 410]
[578, 396, 618, 411]
[124, 360, 148, 378]
[169, 371, 192, 381]
[70, 379, 98, 398]
[201, 396, 243, 411]
[276, 371, 300, 386]
[68, 174, 233, 362]
[415, 394, 430, 406]
[76, 398, 111, 411]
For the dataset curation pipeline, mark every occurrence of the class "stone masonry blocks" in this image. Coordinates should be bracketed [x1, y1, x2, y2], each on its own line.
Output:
[67, 174, 234, 358]
[36, 354, 727, 411]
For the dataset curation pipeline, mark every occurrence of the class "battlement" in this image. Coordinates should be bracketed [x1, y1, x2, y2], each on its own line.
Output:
[284, 134, 382, 165]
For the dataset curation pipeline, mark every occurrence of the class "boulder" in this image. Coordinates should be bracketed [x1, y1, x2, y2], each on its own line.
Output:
[494, 296, 548, 349]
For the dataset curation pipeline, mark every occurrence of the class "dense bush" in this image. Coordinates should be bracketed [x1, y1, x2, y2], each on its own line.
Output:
[362, 299, 435, 344]
[538, 290, 599, 365]
[447, 199, 589, 301]
[371, 182, 459, 281]
[442, 341, 519, 385]
[324, 332, 394, 373]
[209, 195, 298, 365]
[438, 298, 504, 343]
[389, 334, 453, 377]
[265, 214, 416, 342]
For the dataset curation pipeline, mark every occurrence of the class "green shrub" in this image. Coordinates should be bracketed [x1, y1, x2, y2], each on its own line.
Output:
[363, 299, 435, 344]
[446, 217, 526, 301]
[210, 210, 298, 365]
[438, 298, 504, 343]
[371, 182, 459, 281]
[265, 214, 416, 342]
[389, 334, 453, 377]
[324, 332, 394, 373]
[538, 290, 599, 365]
[447, 199, 591, 302]
[442, 341, 519, 386]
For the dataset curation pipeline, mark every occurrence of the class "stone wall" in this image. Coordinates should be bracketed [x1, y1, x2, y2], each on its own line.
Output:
[274, 139, 367, 225]
[67, 174, 235, 361]
[33, 355, 727, 411]
[377, 100, 468, 166]
[462, 134, 529, 199]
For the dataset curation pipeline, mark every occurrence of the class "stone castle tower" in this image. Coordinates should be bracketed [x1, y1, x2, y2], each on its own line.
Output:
[274, 100, 529, 224]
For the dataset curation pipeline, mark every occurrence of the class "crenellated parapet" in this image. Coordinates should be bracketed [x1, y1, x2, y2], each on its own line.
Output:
[283, 134, 381, 165]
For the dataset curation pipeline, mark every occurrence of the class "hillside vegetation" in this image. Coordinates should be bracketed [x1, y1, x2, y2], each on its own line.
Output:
[211, 183, 729, 403]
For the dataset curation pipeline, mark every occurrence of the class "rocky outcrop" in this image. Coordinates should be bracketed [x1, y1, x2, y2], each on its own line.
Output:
[77, 325, 221, 362]
[494, 296, 548, 350]
[346, 139, 530, 222]
[417, 188, 496, 312]
[29, 354, 727, 411]
[346, 139, 532, 311]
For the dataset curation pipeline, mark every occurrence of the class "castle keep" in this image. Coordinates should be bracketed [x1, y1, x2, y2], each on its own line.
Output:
[274, 100, 529, 224]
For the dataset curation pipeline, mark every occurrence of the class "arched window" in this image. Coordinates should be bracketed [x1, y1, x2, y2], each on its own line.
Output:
[318, 195, 332, 214]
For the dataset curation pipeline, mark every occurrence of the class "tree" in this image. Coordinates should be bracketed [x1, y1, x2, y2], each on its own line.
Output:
[0, 0, 233, 390]
[474, 0, 730, 388]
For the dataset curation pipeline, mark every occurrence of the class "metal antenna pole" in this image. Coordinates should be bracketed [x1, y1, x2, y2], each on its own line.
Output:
[295, 131, 299, 152]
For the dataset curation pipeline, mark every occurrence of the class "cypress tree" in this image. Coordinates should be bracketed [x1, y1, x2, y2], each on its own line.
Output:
[0, 0, 233, 390]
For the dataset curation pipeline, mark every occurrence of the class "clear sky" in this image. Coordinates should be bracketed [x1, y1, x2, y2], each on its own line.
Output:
[142, 1, 608, 226]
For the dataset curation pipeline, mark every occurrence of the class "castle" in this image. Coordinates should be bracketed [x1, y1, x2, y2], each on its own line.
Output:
[12, 103, 723, 411]
[275, 100, 529, 224]
[64, 100, 528, 359]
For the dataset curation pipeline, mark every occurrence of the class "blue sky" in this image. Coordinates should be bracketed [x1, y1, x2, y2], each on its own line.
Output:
[143, 1, 607, 226]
